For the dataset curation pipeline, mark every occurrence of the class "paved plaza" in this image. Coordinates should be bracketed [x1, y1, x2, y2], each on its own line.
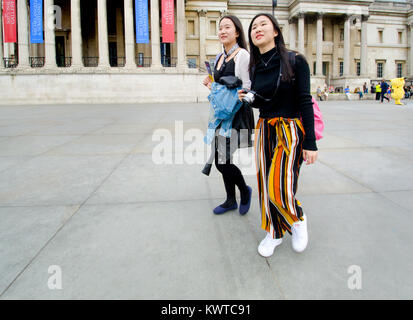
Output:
[0, 98, 412, 300]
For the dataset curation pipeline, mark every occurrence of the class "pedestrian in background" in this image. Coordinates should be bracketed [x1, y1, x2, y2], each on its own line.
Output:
[345, 86, 351, 100]
[380, 79, 389, 103]
[376, 83, 381, 101]
[317, 86, 323, 101]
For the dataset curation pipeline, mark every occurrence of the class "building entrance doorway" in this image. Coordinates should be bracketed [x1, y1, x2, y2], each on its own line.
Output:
[56, 36, 66, 67]
[323, 61, 330, 85]
[109, 42, 118, 67]
[161, 41, 175, 67]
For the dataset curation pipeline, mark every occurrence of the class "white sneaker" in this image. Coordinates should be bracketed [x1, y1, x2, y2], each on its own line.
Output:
[291, 214, 308, 253]
[258, 233, 283, 257]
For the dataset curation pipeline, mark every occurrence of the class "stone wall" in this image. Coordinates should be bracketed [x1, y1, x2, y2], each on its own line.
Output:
[0, 73, 211, 105]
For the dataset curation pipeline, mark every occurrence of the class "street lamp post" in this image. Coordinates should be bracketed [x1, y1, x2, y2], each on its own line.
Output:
[272, 0, 277, 16]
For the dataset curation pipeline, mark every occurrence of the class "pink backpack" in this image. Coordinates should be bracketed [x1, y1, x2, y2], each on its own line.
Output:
[311, 97, 324, 140]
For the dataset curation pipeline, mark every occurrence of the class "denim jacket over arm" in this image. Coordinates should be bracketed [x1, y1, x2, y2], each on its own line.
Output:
[204, 82, 243, 145]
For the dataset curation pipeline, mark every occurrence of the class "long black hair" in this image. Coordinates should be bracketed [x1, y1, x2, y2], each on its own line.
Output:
[219, 15, 248, 51]
[248, 13, 296, 82]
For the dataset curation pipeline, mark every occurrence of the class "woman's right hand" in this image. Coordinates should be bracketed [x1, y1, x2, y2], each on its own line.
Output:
[203, 76, 212, 90]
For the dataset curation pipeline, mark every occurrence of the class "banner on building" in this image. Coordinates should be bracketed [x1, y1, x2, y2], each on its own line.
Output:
[30, 0, 44, 43]
[135, 0, 149, 43]
[3, 0, 17, 43]
[161, 0, 175, 43]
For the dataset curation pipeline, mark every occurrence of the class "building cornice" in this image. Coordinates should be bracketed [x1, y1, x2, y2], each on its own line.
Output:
[289, 0, 374, 6]
[186, 0, 228, 12]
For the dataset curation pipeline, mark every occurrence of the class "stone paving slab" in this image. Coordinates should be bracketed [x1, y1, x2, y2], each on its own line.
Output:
[0, 99, 412, 299]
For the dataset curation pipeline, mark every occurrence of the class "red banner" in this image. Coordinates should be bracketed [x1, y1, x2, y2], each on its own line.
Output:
[3, 0, 17, 43]
[161, 0, 175, 43]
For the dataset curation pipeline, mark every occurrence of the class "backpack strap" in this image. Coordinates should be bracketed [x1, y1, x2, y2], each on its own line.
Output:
[287, 51, 296, 66]
[287, 51, 297, 82]
[214, 53, 223, 68]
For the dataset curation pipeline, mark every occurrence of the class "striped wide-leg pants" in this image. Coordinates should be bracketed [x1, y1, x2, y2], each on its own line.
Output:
[254, 117, 305, 239]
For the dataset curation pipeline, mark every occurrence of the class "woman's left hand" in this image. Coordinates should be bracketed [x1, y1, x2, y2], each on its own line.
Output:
[303, 150, 318, 165]
[238, 89, 247, 102]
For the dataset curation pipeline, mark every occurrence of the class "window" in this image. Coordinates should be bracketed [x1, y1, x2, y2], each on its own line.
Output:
[209, 20, 217, 36]
[356, 61, 361, 76]
[397, 63, 403, 78]
[322, 27, 325, 41]
[377, 62, 384, 78]
[339, 61, 344, 77]
[188, 58, 197, 69]
[340, 29, 344, 41]
[378, 30, 383, 43]
[210, 58, 216, 69]
[358, 30, 361, 43]
[187, 20, 195, 36]
[398, 32, 403, 44]
[313, 62, 316, 75]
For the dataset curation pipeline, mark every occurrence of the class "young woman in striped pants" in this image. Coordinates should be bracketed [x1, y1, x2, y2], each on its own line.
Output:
[238, 13, 318, 257]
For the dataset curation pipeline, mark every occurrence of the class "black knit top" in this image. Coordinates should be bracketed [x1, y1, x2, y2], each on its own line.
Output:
[251, 47, 317, 151]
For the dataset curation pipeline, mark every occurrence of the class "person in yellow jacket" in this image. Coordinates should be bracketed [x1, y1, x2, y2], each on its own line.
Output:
[375, 83, 381, 101]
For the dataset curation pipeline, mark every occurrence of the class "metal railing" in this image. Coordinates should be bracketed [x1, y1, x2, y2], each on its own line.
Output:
[3, 58, 18, 68]
[56, 56, 72, 68]
[110, 57, 125, 67]
[161, 56, 177, 67]
[1, 56, 215, 71]
[136, 57, 152, 68]
[30, 57, 45, 68]
[83, 57, 99, 67]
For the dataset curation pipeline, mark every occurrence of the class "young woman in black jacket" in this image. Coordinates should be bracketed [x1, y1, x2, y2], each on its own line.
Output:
[238, 14, 318, 258]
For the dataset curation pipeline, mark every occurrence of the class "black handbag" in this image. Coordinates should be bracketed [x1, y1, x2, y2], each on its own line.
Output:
[218, 76, 242, 89]
[218, 76, 254, 148]
[232, 103, 255, 148]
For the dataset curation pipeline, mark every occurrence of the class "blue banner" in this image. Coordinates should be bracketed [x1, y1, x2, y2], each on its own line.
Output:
[30, 0, 43, 43]
[135, 0, 149, 43]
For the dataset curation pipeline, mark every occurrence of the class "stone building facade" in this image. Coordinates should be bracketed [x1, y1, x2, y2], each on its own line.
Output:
[0, 0, 412, 104]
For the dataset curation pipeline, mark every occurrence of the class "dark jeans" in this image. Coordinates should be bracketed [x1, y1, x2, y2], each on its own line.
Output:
[381, 92, 389, 102]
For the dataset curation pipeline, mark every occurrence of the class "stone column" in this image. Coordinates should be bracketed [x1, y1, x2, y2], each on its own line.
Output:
[288, 17, 296, 50]
[71, 0, 83, 68]
[150, 0, 161, 68]
[332, 21, 339, 77]
[198, 9, 207, 68]
[17, 0, 30, 69]
[44, 0, 57, 68]
[220, 9, 228, 19]
[298, 12, 305, 55]
[124, 0, 135, 68]
[343, 14, 351, 77]
[316, 13, 323, 76]
[360, 15, 368, 77]
[97, 0, 110, 67]
[176, 0, 187, 69]
[410, 23, 413, 78]
[0, 3, 3, 69]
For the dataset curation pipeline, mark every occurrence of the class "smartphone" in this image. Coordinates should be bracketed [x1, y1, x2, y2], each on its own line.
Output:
[205, 61, 214, 82]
